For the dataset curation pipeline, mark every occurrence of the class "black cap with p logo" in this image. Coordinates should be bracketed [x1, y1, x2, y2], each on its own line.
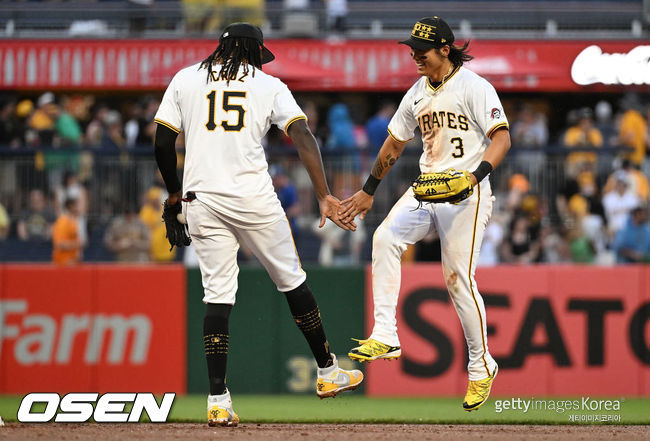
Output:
[399, 17, 455, 51]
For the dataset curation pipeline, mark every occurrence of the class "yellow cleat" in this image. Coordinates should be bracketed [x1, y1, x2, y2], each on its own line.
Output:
[348, 338, 401, 362]
[207, 389, 239, 427]
[207, 405, 239, 427]
[316, 354, 364, 398]
[463, 365, 498, 411]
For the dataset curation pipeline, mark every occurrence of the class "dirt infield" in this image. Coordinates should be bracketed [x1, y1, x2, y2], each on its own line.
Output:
[0, 423, 648, 441]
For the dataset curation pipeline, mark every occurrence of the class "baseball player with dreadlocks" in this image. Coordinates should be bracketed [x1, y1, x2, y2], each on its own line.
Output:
[153, 22, 363, 427]
[340, 16, 511, 411]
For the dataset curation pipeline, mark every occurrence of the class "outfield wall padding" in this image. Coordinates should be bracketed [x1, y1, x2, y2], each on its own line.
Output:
[186, 266, 365, 394]
[365, 264, 650, 397]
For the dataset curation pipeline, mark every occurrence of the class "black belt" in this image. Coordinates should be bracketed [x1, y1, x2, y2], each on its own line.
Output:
[182, 191, 196, 202]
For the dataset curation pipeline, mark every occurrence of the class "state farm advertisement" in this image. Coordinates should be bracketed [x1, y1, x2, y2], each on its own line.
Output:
[365, 265, 650, 396]
[0, 265, 186, 394]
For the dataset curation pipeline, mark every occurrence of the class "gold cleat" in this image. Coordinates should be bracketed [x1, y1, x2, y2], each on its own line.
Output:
[463, 365, 498, 411]
[348, 338, 401, 362]
[316, 354, 364, 398]
[207, 405, 240, 427]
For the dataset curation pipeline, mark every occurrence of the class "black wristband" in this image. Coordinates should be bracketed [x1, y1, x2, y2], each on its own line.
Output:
[471, 161, 493, 183]
[362, 175, 381, 196]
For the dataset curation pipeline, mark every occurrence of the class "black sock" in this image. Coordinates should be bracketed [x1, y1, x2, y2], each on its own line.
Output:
[284, 282, 333, 369]
[204, 303, 232, 396]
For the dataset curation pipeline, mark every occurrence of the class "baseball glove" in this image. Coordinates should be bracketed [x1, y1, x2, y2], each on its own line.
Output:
[412, 169, 474, 204]
[162, 201, 191, 251]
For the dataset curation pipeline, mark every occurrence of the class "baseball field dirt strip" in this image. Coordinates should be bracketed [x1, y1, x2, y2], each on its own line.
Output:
[0, 423, 648, 441]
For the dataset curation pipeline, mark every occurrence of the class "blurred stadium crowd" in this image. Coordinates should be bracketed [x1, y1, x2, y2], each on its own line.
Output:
[1, 89, 649, 266]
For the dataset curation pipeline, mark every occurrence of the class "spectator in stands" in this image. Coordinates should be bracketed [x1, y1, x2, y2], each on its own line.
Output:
[13, 99, 34, 147]
[270, 165, 300, 236]
[365, 101, 396, 157]
[52, 197, 82, 265]
[602, 170, 640, 241]
[17, 189, 55, 242]
[102, 110, 127, 150]
[563, 107, 603, 177]
[500, 214, 541, 264]
[510, 104, 548, 183]
[603, 159, 649, 202]
[565, 194, 609, 264]
[325, 102, 362, 198]
[539, 224, 570, 264]
[55, 170, 88, 246]
[511, 105, 548, 147]
[477, 215, 505, 266]
[302, 101, 324, 144]
[326, 0, 348, 33]
[125, 102, 144, 148]
[139, 186, 176, 262]
[613, 206, 650, 263]
[312, 211, 366, 266]
[55, 96, 83, 147]
[0, 99, 23, 148]
[85, 104, 110, 147]
[104, 204, 150, 262]
[0, 201, 9, 240]
[141, 98, 161, 144]
[594, 100, 617, 147]
[27, 92, 58, 147]
[617, 93, 647, 168]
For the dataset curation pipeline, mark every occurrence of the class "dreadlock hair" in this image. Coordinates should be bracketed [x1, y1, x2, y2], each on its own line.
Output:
[438, 41, 474, 67]
[199, 37, 263, 84]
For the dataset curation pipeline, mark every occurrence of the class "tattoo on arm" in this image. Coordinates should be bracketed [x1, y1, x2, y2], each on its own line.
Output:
[372, 153, 400, 179]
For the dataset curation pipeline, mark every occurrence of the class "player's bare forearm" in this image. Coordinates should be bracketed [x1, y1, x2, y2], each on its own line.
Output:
[288, 119, 330, 201]
[154, 124, 182, 198]
[370, 136, 407, 179]
[338, 136, 406, 223]
[482, 128, 511, 169]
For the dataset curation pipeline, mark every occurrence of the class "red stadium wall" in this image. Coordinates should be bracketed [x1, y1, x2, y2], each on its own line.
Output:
[365, 265, 650, 397]
[0, 40, 646, 92]
[0, 265, 186, 394]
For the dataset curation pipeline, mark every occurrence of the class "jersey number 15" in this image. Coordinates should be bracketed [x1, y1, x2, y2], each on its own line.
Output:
[206, 90, 246, 132]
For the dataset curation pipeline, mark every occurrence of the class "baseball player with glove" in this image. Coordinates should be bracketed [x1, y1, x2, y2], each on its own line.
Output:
[154, 22, 363, 427]
[339, 16, 511, 411]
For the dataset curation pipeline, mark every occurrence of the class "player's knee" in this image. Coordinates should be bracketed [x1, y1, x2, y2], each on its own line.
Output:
[372, 225, 395, 252]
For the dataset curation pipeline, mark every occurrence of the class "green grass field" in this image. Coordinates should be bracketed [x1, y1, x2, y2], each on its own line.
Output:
[1, 395, 648, 424]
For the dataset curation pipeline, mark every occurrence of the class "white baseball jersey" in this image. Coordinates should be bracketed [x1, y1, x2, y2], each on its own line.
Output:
[370, 65, 507, 381]
[387, 66, 509, 173]
[154, 62, 306, 229]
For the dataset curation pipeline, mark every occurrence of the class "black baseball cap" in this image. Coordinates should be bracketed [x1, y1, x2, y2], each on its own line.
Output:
[220, 22, 275, 64]
[399, 17, 455, 51]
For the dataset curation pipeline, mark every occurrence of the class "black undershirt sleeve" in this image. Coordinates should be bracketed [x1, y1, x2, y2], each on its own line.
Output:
[154, 123, 182, 194]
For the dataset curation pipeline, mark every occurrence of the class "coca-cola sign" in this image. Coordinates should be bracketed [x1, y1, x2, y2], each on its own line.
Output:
[571, 45, 650, 86]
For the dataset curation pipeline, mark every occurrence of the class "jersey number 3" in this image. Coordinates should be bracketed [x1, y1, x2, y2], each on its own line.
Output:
[451, 137, 464, 158]
[206, 90, 246, 132]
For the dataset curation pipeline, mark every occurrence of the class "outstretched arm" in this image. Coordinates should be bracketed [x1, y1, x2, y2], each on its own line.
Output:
[287, 119, 355, 231]
[339, 135, 407, 223]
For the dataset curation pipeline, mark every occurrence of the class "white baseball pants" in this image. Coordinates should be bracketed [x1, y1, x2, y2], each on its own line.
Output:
[185, 198, 306, 304]
[369, 180, 497, 380]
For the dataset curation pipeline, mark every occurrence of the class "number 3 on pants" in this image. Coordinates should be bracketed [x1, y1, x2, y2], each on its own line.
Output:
[205, 90, 247, 132]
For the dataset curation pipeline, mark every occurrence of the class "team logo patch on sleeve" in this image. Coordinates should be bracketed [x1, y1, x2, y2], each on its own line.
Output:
[491, 108, 502, 119]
